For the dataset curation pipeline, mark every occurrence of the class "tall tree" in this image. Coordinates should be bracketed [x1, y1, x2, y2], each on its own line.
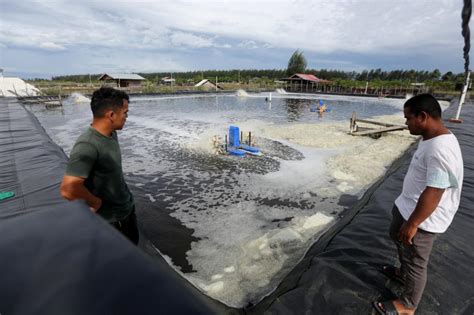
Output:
[441, 71, 454, 81]
[430, 69, 441, 81]
[286, 50, 307, 76]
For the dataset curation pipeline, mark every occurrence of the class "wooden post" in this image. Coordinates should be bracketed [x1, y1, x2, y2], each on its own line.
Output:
[350, 111, 357, 133]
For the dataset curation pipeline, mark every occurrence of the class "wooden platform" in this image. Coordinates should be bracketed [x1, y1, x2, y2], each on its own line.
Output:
[349, 111, 407, 138]
[17, 95, 63, 107]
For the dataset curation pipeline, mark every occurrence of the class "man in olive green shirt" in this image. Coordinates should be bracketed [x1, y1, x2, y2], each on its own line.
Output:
[60, 87, 138, 244]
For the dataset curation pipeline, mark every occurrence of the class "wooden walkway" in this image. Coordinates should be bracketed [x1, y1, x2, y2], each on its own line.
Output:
[349, 111, 407, 138]
[17, 95, 63, 107]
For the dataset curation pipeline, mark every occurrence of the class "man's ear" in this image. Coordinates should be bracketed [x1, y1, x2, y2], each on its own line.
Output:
[104, 110, 114, 121]
[419, 111, 429, 122]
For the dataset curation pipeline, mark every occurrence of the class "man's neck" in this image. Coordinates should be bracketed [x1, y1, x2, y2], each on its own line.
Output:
[91, 120, 113, 137]
[422, 122, 450, 140]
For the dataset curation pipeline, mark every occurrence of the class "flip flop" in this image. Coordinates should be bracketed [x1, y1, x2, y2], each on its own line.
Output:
[0, 191, 15, 201]
[381, 265, 405, 285]
[372, 300, 399, 315]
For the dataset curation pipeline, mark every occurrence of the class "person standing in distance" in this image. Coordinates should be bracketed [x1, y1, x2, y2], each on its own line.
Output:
[373, 94, 464, 314]
[60, 87, 139, 245]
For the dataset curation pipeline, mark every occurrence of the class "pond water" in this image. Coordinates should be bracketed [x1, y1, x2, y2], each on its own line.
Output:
[28, 92, 416, 307]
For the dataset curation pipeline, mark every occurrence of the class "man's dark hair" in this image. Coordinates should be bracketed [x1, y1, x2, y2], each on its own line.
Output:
[404, 93, 442, 119]
[90, 87, 129, 117]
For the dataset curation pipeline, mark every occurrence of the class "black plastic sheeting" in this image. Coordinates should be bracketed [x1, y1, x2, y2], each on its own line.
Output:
[246, 100, 474, 314]
[0, 98, 219, 315]
[1, 97, 473, 315]
[462, 0, 472, 74]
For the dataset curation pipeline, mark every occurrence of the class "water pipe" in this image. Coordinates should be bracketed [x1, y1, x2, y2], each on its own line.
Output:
[450, 70, 470, 123]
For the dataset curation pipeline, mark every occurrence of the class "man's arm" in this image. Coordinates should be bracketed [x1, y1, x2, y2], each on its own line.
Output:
[60, 175, 102, 212]
[398, 186, 445, 245]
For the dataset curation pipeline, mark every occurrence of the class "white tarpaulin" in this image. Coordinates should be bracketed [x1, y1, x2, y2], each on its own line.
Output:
[0, 77, 40, 97]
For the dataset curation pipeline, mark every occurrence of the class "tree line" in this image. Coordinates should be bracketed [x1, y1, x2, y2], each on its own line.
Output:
[49, 68, 464, 85]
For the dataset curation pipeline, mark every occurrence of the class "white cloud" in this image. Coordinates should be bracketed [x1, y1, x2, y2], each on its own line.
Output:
[238, 40, 259, 49]
[1, 0, 461, 54]
[39, 42, 66, 51]
[0, 0, 465, 76]
[170, 31, 216, 48]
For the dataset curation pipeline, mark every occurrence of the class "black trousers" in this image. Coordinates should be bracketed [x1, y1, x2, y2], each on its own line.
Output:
[111, 210, 139, 245]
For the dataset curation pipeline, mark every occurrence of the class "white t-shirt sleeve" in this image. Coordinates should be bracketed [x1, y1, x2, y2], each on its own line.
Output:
[426, 154, 459, 189]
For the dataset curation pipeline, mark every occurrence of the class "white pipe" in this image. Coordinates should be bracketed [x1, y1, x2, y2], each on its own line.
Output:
[269, 92, 272, 101]
[455, 70, 470, 120]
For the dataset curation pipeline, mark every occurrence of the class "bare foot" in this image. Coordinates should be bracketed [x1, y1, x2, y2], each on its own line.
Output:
[393, 300, 416, 314]
[375, 300, 415, 315]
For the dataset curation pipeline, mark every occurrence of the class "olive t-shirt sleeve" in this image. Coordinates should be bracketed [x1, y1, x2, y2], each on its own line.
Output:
[66, 142, 98, 178]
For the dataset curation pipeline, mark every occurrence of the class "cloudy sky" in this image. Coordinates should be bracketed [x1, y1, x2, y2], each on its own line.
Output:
[0, 0, 467, 79]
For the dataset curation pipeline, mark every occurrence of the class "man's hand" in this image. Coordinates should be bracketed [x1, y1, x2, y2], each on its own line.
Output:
[398, 221, 418, 245]
[61, 175, 102, 213]
[89, 197, 102, 213]
[399, 186, 445, 246]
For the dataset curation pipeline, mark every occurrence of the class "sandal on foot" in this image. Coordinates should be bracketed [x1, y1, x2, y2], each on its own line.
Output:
[381, 265, 405, 285]
[372, 300, 399, 315]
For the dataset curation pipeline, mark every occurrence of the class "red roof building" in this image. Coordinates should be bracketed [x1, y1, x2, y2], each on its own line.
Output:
[287, 73, 331, 83]
[284, 73, 331, 93]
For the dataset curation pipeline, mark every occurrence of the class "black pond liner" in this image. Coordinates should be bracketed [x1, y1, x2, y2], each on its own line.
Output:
[1, 97, 472, 315]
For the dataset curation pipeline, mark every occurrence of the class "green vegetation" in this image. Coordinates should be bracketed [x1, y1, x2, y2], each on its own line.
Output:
[286, 50, 307, 76]
[29, 54, 466, 96]
[47, 68, 465, 86]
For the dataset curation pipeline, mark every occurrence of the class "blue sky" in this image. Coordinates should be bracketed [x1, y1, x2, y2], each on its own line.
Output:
[0, 0, 467, 79]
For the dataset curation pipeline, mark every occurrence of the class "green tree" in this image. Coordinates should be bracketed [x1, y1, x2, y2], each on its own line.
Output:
[430, 69, 441, 81]
[441, 71, 454, 81]
[286, 50, 307, 76]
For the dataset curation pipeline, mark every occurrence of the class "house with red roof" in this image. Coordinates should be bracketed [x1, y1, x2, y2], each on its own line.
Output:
[284, 73, 331, 93]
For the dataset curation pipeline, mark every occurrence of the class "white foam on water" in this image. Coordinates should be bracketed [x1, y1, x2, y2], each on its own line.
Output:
[32, 93, 421, 307]
[236, 140, 337, 198]
[260, 114, 418, 195]
[236, 89, 249, 97]
[145, 194, 156, 202]
[275, 88, 287, 94]
[119, 97, 417, 306]
[178, 201, 334, 307]
[64, 92, 90, 104]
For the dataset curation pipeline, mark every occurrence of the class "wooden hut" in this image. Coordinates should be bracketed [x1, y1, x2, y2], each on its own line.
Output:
[194, 79, 223, 91]
[160, 76, 176, 85]
[98, 73, 146, 88]
[284, 73, 331, 93]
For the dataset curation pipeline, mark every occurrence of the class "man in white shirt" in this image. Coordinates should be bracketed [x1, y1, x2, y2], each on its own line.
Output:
[373, 94, 464, 315]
